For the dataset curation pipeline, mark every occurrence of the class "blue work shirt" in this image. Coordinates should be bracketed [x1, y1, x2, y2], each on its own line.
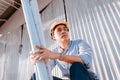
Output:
[50, 39, 98, 80]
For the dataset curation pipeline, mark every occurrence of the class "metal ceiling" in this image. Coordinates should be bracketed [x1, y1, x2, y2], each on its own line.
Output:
[0, 0, 21, 27]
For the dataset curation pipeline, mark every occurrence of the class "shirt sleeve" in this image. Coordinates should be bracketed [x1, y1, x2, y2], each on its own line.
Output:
[78, 40, 93, 68]
[50, 60, 56, 70]
[49, 48, 57, 70]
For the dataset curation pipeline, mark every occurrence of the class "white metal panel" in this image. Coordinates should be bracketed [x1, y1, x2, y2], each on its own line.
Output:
[0, 25, 35, 80]
[18, 25, 34, 80]
[2, 27, 21, 80]
[65, 0, 120, 80]
[0, 35, 6, 80]
[37, 0, 52, 11]
[41, 0, 66, 48]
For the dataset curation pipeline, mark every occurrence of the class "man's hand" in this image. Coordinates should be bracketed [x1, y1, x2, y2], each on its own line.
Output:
[30, 45, 60, 65]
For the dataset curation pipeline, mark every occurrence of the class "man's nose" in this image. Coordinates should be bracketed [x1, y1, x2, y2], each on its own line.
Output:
[61, 30, 67, 34]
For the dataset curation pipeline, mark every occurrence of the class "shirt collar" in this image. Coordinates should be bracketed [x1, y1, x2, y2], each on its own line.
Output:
[57, 40, 72, 54]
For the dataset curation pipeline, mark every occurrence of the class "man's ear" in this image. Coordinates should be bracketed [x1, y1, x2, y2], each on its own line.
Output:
[52, 34, 56, 40]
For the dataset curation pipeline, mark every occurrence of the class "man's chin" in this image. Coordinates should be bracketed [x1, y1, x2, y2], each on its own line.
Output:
[61, 37, 69, 41]
[61, 35, 68, 38]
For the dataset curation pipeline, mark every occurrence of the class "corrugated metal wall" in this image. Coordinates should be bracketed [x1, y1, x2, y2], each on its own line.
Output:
[0, 25, 34, 80]
[0, 27, 21, 80]
[41, 0, 120, 80]
[17, 25, 34, 80]
[0, 0, 120, 80]
[65, 0, 120, 80]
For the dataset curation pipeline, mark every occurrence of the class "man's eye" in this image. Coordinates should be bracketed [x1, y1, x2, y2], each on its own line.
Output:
[64, 28, 68, 31]
[57, 29, 61, 32]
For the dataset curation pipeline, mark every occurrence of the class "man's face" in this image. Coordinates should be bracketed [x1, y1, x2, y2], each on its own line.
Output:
[52, 24, 69, 41]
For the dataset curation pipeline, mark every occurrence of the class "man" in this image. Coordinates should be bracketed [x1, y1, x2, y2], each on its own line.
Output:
[30, 21, 98, 80]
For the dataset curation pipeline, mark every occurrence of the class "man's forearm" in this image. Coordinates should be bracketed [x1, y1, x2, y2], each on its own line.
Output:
[58, 53, 84, 64]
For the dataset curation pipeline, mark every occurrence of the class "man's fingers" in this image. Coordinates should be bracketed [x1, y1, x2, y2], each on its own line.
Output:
[31, 60, 36, 65]
[35, 45, 44, 50]
[29, 46, 47, 65]
[30, 50, 45, 60]
[30, 51, 34, 55]
[31, 50, 44, 55]
[38, 55, 45, 61]
[30, 54, 34, 59]
[30, 56, 36, 65]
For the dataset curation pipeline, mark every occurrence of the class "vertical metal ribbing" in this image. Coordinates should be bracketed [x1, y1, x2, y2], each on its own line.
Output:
[63, 0, 120, 79]
[63, 0, 68, 21]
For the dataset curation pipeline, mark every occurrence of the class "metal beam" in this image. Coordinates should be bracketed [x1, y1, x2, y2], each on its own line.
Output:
[20, 0, 52, 80]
